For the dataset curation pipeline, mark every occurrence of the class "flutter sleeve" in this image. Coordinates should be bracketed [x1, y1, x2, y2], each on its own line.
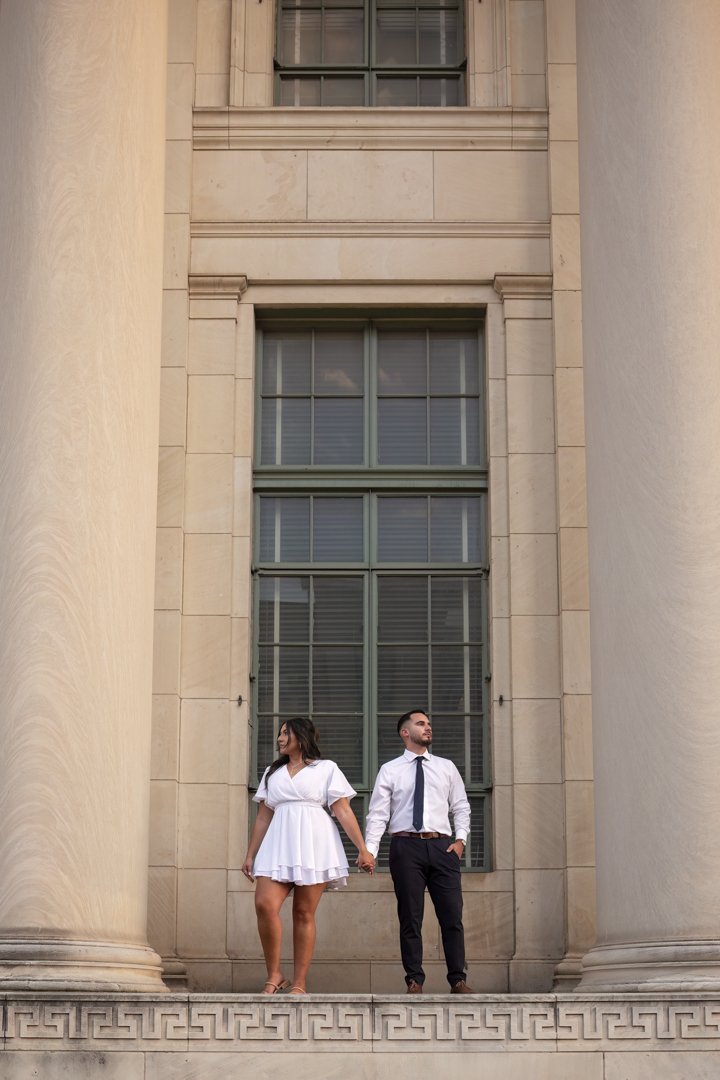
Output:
[253, 766, 274, 807]
[324, 760, 357, 807]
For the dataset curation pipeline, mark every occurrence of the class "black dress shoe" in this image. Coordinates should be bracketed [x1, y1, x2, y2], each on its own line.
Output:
[450, 980, 475, 994]
[406, 980, 424, 994]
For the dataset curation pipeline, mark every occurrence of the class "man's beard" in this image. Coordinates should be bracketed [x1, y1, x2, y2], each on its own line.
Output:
[411, 734, 432, 748]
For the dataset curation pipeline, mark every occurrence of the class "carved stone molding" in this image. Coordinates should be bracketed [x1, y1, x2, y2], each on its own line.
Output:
[188, 275, 248, 301]
[3, 995, 720, 1052]
[493, 274, 553, 301]
[193, 107, 549, 151]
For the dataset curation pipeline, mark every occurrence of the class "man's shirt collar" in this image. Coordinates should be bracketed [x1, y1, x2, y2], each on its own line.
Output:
[402, 748, 430, 762]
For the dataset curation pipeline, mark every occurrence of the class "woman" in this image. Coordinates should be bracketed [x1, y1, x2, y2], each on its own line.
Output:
[241, 717, 375, 994]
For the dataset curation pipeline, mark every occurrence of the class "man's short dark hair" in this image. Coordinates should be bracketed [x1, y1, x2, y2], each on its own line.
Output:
[397, 709, 429, 734]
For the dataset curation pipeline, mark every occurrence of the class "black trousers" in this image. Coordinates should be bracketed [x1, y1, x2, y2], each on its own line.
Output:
[388, 835, 466, 987]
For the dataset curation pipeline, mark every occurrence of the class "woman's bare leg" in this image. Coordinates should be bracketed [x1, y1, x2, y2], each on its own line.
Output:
[290, 882, 328, 991]
[255, 877, 293, 989]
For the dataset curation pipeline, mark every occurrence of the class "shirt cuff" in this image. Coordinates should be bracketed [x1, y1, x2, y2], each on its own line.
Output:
[454, 832, 468, 844]
[366, 842, 379, 857]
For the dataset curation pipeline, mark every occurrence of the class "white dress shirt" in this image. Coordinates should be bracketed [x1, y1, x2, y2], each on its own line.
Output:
[365, 749, 471, 857]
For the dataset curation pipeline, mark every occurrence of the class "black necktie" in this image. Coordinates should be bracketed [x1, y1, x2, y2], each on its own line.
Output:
[412, 756, 425, 832]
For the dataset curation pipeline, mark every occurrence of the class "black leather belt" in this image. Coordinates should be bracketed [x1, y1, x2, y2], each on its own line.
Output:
[391, 831, 449, 839]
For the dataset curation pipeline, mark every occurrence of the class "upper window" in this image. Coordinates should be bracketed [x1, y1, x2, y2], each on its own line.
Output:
[260, 324, 483, 467]
[275, 0, 466, 106]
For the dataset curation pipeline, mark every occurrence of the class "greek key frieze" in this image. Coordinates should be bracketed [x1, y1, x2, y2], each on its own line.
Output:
[3, 997, 720, 1047]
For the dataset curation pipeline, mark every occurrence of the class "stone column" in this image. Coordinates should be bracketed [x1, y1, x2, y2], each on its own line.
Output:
[576, 0, 720, 990]
[0, 0, 168, 991]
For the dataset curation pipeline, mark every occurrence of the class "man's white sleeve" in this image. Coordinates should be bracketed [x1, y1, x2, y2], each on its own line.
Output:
[364, 766, 392, 857]
[449, 763, 471, 843]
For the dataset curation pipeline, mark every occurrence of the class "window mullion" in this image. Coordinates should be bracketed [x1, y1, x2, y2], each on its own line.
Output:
[310, 328, 315, 465]
[309, 575, 315, 718]
[276, 339, 283, 465]
[425, 329, 431, 465]
[426, 575, 432, 718]
[366, 570, 375, 789]
[272, 576, 281, 718]
[462, 576, 472, 788]
[368, 325, 377, 467]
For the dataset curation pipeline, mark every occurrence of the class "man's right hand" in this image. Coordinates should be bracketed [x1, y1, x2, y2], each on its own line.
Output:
[356, 849, 375, 875]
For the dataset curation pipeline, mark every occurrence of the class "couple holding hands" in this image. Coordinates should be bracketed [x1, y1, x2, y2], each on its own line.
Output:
[241, 710, 474, 996]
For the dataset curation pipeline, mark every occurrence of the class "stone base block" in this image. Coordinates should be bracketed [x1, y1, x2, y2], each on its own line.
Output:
[0, 939, 167, 993]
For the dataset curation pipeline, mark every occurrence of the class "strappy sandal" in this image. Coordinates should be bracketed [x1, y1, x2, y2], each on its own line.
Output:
[287, 986, 307, 994]
[262, 978, 290, 994]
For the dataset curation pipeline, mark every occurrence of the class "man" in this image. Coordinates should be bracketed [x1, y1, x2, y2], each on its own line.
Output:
[364, 709, 474, 994]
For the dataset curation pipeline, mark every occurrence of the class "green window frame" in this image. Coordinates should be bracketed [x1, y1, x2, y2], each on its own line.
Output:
[252, 315, 491, 870]
[275, 0, 466, 106]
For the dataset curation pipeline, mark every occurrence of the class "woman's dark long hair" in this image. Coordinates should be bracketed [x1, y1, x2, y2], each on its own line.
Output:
[266, 717, 322, 780]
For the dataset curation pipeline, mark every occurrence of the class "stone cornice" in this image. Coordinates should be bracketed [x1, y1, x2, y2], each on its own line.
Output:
[187, 274, 248, 300]
[193, 107, 548, 151]
[3, 994, 720, 1050]
[493, 273, 553, 300]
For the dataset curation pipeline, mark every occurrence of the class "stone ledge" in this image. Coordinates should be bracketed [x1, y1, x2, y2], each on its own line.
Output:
[2, 994, 720, 1052]
[193, 107, 549, 151]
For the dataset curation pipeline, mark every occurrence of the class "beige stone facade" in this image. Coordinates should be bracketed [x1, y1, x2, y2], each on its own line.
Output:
[3, 0, 720, 1075]
[149, 0, 590, 996]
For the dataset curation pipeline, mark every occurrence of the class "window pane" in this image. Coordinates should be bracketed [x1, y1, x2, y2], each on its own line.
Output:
[261, 398, 312, 465]
[258, 578, 276, 644]
[468, 645, 484, 711]
[469, 714, 484, 786]
[468, 578, 484, 643]
[278, 577, 311, 640]
[279, 645, 310, 711]
[468, 795, 486, 868]
[313, 577, 364, 641]
[280, 9, 321, 63]
[377, 399, 428, 464]
[431, 576, 483, 642]
[430, 645, 465, 711]
[377, 497, 428, 562]
[429, 397, 480, 465]
[313, 497, 364, 561]
[429, 332, 479, 395]
[376, 10, 417, 65]
[378, 645, 429, 711]
[418, 10, 458, 64]
[377, 576, 428, 642]
[324, 9, 364, 62]
[419, 77, 459, 105]
[279, 77, 322, 106]
[321, 77, 366, 105]
[377, 715, 404, 766]
[430, 713, 470, 775]
[259, 497, 311, 562]
[376, 77, 418, 105]
[259, 578, 310, 644]
[263, 331, 311, 395]
[257, 646, 275, 712]
[314, 398, 364, 464]
[256, 715, 278, 778]
[314, 331, 364, 396]
[430, 496, 483, 562]
[317, 719, 365, 786]
[313, 645, 364, 710]
[377, 331, 427, 395]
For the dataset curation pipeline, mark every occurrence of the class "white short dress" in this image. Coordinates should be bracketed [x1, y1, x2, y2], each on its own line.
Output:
[253, 759, 356, 889]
